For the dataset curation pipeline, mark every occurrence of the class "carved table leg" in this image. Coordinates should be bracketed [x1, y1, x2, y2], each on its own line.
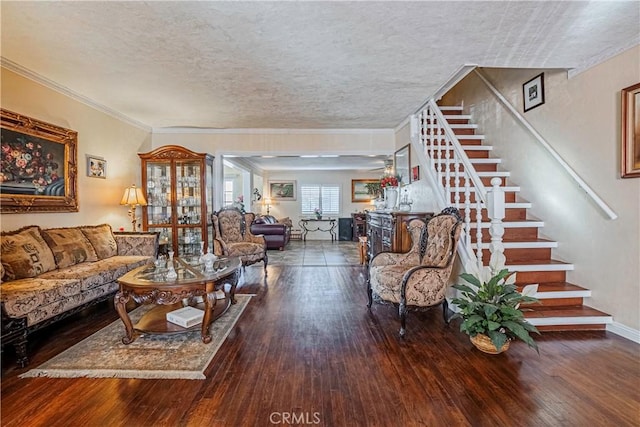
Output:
[228, 269, 240, 304]
[201, 282, 216, 344]
[114, 290, 135, 344]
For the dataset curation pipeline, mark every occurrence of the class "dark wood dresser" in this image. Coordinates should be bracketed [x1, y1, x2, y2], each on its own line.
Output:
[366, 211, 433, 261]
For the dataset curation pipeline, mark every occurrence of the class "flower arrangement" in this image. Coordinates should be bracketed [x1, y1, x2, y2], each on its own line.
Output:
[234, 195, 245, 213]
[0, 137, 61, 193]
[380, 173, 401, 188]
[451, 252, 540, 353]
[314, 207, 322, 218]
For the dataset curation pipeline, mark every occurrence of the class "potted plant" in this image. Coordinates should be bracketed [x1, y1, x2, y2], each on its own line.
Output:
[451, 253, 540, 354]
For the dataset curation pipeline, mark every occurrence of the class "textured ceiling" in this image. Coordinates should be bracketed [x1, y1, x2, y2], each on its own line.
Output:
[2, 1, 639, 131]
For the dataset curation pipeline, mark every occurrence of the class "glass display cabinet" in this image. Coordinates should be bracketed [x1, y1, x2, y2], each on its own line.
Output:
[139, 145, 214, 257]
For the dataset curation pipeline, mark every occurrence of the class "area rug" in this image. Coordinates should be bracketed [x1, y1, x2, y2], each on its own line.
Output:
[20, 294, 253, 380]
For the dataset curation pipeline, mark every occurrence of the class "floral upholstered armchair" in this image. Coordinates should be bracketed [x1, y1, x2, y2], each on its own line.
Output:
[212, 207, 268, 272]
[367, 207, 463, 337]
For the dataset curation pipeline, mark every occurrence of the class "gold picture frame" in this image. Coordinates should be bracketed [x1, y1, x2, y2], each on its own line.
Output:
[351, 179, 380, 202]
[0, 109, 78, 213]
[621, 83, 640, 178]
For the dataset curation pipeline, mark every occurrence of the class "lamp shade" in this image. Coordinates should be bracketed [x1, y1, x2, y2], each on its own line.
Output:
[120, 185, 147, 206]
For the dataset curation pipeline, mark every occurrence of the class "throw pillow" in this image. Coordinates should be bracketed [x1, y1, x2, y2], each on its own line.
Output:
[1, 226, 57, 281]
[278, 217, 293, 228]
[41, 227, 99, 269]
[80, 224, 118, 259]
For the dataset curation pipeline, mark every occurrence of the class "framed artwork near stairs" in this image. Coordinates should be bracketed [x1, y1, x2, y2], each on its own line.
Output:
[523, 73, 545, 112]
[621, 82, 640, 178]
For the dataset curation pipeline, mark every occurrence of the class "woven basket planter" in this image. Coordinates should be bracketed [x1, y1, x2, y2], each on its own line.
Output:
[470, 333, 510, 354]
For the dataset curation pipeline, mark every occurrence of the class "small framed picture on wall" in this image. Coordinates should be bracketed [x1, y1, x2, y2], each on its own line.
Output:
[523, 73, 545, 112]
[86, 155, 106, 178]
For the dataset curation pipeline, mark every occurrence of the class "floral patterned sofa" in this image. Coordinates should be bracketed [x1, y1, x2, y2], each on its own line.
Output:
[0, 224, 158, 366]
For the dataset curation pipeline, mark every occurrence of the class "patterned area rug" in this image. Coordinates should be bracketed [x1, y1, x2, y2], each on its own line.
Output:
[20, 294, 253, 380]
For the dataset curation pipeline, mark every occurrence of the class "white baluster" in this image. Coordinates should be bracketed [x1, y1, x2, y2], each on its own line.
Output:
[428, 109, 435, 161]
[475, 198, 483, 270]
[486, 177, 506, 273]
[453, 154, 461, 208]
[464, 175, 472, 250]
[444, 132, 451, 205]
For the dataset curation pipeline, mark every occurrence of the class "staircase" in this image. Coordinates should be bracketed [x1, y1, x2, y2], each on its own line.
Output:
[427, 105, 612, 332]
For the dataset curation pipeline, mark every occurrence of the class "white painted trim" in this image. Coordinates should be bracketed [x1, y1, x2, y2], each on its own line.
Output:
[451, 186, 520, 193]
[448, 124, 478, 129]
[535, 290, 590, 299]
[473, 68, 617, 220]
[526, 316, 613, 326]
[459, 146, 493, 151]
[477, 171, 510, 177]
[454, 135, 485, 140]
[152, 127, 394, 135]
[507, 263, 574, 272]
[1, 57, 151, 131]
[468, 220, 544, 229]
[606, 322, 640, 344]
[472, 240, 557, 249]
[435, 158, 501, 164]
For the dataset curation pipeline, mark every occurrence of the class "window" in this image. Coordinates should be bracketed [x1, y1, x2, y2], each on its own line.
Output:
[224, 180, 234, 206]
[301, 185, 340, 215]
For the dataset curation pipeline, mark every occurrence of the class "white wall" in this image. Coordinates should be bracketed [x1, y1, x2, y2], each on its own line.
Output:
[260, 169, 381, 240]
[1, 68, 151, 232]
[439, 46, 640, 331]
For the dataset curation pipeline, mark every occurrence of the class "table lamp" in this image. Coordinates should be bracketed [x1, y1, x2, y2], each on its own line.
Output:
[120, 184, 147, 231]
[264, 197, 272, 215]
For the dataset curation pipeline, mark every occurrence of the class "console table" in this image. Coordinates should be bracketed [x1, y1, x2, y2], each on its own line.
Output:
[299, 218, 337, 241]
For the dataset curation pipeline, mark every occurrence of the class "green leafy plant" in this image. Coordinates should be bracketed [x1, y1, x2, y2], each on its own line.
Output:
[451, 254, 540, 353]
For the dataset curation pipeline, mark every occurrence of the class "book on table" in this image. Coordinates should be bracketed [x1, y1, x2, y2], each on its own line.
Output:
[166, 306, 204, 328]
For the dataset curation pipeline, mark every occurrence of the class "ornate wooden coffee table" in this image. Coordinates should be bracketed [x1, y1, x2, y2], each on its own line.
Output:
[115, 256, 241, 344]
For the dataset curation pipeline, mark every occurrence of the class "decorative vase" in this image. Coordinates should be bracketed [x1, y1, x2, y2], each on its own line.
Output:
[384, 187, 399, 210]
[470, 333, 510, 354]
[315, 213, 322, 220]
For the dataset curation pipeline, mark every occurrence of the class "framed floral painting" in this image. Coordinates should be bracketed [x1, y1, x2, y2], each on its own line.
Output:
[0, 109, 78, 213]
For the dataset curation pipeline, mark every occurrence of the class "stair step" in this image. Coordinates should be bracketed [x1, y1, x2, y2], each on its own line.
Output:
[519, 282, 591, 307]
[505, 259, 575, 272]
[435, 158, 501, 164]
[438, 106, 463, 112]
[525, 306, 612, 330]
[472, 239, 557, 249]
[460, 145, 493, 151]
[477, 171, 510, 177]
[468, 220, 544, 229]
[531, 282, 591, 300]
[449, 186, 520, 193]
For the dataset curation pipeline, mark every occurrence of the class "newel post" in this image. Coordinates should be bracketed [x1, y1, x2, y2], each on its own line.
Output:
[486, 177, 505, 270]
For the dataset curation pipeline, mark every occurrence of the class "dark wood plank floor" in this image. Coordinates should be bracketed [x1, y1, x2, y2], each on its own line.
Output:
[2, 264, 639, 426]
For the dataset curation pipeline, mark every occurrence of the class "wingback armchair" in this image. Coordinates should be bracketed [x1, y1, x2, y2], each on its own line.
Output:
[212, 207, 268, 272]
[367, 207, 462, 336]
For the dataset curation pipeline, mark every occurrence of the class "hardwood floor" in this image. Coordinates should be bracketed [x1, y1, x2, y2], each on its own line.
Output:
[2, 263, 639, 426]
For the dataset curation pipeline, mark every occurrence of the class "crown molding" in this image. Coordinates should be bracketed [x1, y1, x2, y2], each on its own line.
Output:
[151, 127, 394, 135]
[1, 57, 151, 131]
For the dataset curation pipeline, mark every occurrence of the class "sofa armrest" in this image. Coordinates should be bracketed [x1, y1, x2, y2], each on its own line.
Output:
[251, 223, 288, 236]
[114, 232, 159, 257]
